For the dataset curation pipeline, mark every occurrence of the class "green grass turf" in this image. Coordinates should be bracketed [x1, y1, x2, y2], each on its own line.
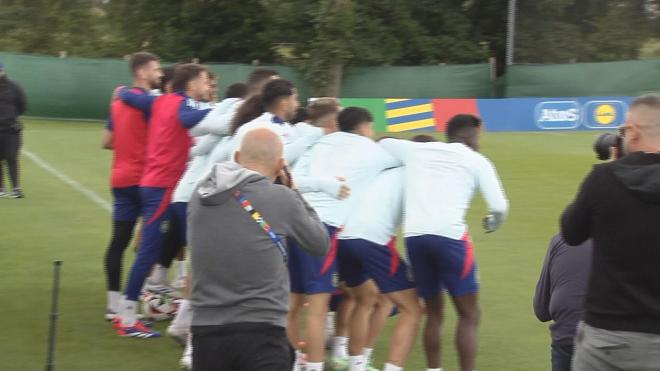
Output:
[1, 119, 603, 370]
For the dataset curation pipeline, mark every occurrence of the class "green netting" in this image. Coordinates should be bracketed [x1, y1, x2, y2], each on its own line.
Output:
[503, 59, 660, 97]
[341, 64, 493, 98]
[1, 52, 659, 120]
[0, 52, 310, 120]
[0, 52, 131, 120]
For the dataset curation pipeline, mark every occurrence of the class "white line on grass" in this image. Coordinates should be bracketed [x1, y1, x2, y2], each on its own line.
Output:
[23, 149, 112, 213]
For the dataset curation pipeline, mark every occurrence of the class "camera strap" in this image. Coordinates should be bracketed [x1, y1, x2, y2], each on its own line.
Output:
[233, 189, 287, 263]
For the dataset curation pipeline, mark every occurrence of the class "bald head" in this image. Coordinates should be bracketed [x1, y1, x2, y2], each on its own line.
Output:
[235, 127, 284, 180]
[630, 94, 660, 137]
[622, 93, 660, 154]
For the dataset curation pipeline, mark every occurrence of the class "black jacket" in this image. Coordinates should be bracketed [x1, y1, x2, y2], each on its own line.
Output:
[0, 75, 26, 133]
[561, 152, 660, 335]
[534, 235, 592, 344]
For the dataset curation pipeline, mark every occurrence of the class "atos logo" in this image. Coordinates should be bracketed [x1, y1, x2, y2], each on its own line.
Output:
[583, 100, 627, 129]
[535, 101, 581, 130]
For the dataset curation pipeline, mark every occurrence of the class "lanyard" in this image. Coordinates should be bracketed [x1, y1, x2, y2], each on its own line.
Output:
[233, 190, 288, 263]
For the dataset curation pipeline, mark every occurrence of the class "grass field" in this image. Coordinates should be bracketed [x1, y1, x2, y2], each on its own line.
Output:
[1, 119, 603, 371]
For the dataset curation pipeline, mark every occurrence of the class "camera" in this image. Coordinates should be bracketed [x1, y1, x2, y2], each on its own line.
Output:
[593, 133, 623, 161]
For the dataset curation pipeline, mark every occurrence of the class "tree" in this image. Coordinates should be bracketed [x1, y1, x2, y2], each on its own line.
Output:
[266, 0, 491, 95]
[514, 0, 653, 63]
[0, 0, 105, 57]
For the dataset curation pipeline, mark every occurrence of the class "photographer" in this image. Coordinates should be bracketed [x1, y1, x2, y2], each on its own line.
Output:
[533, 235, 592, 371]
[561, 93, 660, 370]
[189, 127, 330, 371]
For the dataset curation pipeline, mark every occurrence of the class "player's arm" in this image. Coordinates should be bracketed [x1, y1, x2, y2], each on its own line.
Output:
[561, 168, 597, 245]
[477, 156, 509, 232]
[296, 175, 350, 199]
[378, 138, 412, 166]
[282, 125, 323, 166]
[533, 236, 558, 322]
[190, 134, 221, 157]
[118, 88, 156, 115]
[102, 118, 113, 150]
[188, 100, 239, 137]
[178, 100, 211, 129]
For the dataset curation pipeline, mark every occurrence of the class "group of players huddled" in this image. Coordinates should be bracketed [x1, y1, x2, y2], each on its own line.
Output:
[102, 52, 509, 371]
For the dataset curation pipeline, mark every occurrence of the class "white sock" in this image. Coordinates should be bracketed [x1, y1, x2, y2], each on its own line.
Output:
[427, 369, 443, 371]
[107, 291, 121, 312]
[171, 299, 192, 329]
[147, 264, 168, 285]
[292, 350, 304, 371]
[306, 361, 324, 371]
[120, 298, 137, 326]
[333, 336, 349, 358]
[325, 312, 336, 339]
[174, 260, 187, 279]
[383, 363, 402, 371]
[183, 334, 192, 357]
[364, 348, 374, 366]
[349, 355, 366, 371]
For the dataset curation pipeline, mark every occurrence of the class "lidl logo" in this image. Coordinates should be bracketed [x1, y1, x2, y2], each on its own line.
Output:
[583, 101, 627, 129]
[534, 101, 580, 130]
[594, 104, 616, 125]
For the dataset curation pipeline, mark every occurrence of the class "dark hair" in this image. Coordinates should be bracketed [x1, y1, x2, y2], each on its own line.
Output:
[247, 68, 279, 92]
[230, 94, 264, 134]
[446, 114, 482, 142]
[129, 52, 159, 75]
[262, 79, 295, 108]
[338, 107, 373, 132]
[411, 134, 437, 142]
[291, 106, 309, 124]
[230, 79, 296, 134]
[160, 65, 177, 92]
[308, 98, 340, 123]
[171, 63, 208, 92]
[224, 82, 248, 99]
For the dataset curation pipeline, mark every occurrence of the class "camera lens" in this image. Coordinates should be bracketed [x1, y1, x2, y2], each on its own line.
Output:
[593, 133, 618, 160]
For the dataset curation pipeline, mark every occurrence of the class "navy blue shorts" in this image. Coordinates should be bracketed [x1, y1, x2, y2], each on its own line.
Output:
[337, 238, 415, 294]
[288, 224, 338, 295]
[170, 202, 188, 247]
[111, 186, 141, 222]
[405, 234, 479, 298]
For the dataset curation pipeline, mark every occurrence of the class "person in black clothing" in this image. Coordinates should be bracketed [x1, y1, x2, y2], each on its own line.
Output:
[561, 93, 660, 371]
[0, 61, 26, 198]
[534, 234, 592, 371]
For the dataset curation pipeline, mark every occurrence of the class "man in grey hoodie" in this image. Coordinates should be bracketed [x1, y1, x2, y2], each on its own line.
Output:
[189, 127, 330, 371]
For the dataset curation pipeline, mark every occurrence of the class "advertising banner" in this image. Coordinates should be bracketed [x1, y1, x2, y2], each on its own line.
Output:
[340, 97, 633, 132]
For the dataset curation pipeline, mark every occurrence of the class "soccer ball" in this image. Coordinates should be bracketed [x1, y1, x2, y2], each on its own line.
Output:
[142, 292, 180, 321]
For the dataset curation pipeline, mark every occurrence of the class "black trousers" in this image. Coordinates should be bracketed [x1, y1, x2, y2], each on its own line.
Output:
[192, 323, 294, 371]
[0, 132, 21, 190]
[551, 340, 574, 371]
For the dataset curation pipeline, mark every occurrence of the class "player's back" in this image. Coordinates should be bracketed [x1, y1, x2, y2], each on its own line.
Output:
[300, 131, 398, 227]
[110, 87, 149, 188]
[404, 142, 491, 239]
[141, 92, 192, 188]
[339, 167, 404, 245]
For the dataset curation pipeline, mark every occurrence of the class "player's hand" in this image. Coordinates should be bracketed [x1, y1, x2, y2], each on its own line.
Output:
[336, 176, 351, 200]
[277, 164, 295, 189]
[483, 213, 503, 233]
[112, 85, 125, 101]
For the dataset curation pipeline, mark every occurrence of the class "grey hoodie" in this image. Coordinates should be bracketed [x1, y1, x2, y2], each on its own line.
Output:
[189, 161, 329, 328]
